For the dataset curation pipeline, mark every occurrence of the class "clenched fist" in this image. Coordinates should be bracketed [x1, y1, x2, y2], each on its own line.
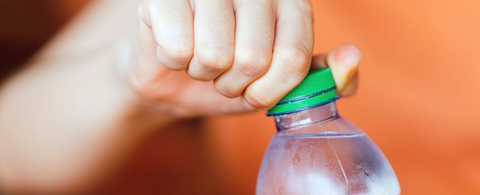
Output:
[126, 0, 361, 117]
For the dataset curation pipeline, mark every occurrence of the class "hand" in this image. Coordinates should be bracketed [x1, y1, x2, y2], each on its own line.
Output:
[126, 0, 362, 118]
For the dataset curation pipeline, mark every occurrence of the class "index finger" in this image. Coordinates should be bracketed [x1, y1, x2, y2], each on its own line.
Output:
[243, 0, 314, 109]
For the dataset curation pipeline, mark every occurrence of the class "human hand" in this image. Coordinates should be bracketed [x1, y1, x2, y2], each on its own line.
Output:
[126, 0, 362, 118]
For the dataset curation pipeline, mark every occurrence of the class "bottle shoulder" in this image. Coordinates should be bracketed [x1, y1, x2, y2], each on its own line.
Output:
[277, 116, 364, 136]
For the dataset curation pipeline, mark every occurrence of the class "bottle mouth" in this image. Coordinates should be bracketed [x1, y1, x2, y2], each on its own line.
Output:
[267, 87, 339, 116]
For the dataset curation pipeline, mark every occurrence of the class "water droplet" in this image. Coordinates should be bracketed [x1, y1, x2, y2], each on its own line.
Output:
[293, 153, 301, 165]
[284, 139, 295, 150]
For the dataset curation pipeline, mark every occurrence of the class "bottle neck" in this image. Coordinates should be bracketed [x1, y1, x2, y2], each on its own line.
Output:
[273, 101, 339, 132]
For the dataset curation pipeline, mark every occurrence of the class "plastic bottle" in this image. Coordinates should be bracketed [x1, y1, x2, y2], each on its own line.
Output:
[256, 68, 400, 195]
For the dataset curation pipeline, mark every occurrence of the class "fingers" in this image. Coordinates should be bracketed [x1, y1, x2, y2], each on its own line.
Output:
[135, 0, 360, 110]
[141, 0, 194, 71]
[310, 53, 328, 69]
[187, 0, 236, 81]
[325, 45, 362, 96]
[243, 0, 314, 108]
[213, 0, 276, 97]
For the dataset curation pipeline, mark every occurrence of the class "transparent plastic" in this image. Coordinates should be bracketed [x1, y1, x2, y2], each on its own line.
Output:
[257, 101, 401, 195]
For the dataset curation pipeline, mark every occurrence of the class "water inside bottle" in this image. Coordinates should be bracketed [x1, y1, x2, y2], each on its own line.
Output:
[256, 132, 400, 195]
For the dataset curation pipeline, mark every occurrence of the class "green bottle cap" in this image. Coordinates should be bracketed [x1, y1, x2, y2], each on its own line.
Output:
[267, 68, 338, 116]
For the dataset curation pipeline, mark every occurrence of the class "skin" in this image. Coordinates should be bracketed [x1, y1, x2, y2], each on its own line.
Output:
[0, 0, 361, 194]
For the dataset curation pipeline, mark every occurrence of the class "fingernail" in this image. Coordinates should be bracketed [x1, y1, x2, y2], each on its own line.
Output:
[348, 67, 358, 79]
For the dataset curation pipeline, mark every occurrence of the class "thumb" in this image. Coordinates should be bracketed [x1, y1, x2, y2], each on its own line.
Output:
[312, 44, 362, 97]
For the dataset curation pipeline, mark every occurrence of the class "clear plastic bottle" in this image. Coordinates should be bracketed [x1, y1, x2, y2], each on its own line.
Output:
[256, 68, 400, 195]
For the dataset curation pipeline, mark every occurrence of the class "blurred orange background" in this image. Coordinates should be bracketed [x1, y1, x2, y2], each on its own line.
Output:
[1, 0, 479, 194]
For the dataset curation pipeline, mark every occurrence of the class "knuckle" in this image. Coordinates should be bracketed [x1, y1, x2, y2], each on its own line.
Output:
[246, 87, 275, 108]
[162, 43, 194, 62]
[214, 82, 240, 98]
[197, 46, 233, 72]
[188, 71, 212, 81]
[279, 45, 311, 75]
[235, 49, 271, 77]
